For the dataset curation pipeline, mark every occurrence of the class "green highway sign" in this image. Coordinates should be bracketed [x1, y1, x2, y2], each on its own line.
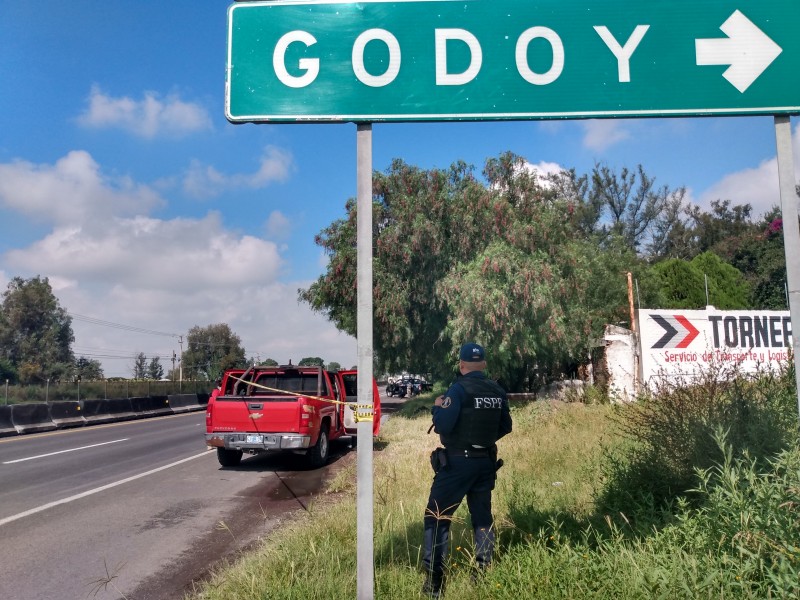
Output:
[226, 0, 800, 123]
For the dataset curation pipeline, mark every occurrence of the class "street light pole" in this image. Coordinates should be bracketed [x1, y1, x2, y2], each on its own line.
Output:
[178, 335, 184, 392]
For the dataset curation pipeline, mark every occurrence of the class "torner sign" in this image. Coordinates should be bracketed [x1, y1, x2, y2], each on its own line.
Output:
[639, 308, 793, 388]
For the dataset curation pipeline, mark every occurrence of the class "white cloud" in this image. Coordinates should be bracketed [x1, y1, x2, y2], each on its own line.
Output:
[77, 85, 211, 138]
[698, 122, 800, 218]
[0, 152, 354, 378]
[516, 160, 565, 190]
[265, 210, 291, 240]
[698, 158, 780, 217]
[182, 145, 294, 198]
[60, 279, 356, 378]
[521, 160, 564, 179]
[582, 119, 631, 152]
[4, 213, 282, 291]
[0, 151, 163, 226]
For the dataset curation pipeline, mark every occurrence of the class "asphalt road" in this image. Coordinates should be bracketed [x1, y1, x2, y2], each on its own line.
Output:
[0, 412, 355, 600]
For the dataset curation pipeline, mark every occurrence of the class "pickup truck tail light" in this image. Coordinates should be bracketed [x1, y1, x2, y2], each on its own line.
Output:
[205, 401, 213, 430]
[298, 398, 315, 429]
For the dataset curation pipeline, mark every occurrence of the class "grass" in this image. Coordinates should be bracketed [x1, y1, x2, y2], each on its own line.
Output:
[188, 380, 800, 600]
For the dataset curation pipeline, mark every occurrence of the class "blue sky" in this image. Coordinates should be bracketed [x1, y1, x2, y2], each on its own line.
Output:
[1, 1, 798, 377]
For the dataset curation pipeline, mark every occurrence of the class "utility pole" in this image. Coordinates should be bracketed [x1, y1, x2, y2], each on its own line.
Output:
[178, 335, 184, 391]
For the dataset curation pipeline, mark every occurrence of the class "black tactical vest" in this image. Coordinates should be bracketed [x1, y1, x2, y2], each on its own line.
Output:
[441, 375, 506, 449]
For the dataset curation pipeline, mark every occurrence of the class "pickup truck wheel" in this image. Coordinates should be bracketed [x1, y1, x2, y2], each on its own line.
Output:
[217, 448, 243, 467]
[307, 426, 330, 468]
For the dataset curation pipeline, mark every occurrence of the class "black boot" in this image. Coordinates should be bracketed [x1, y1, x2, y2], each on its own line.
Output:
[474, 526, 495, 567]
[472, 526, 495, 580]
[422, 524, 449, 597]
[421, 571, 444, 599]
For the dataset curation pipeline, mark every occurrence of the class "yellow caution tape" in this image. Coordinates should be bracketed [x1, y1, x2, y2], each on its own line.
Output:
[226, 373, 376, 419]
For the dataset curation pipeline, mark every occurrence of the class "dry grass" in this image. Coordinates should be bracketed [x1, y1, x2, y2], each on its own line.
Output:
[187, 396, 614, 599]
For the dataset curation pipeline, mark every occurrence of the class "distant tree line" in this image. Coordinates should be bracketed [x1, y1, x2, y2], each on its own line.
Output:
[0, 278, 348, 386]
[299, 152, 792, 390]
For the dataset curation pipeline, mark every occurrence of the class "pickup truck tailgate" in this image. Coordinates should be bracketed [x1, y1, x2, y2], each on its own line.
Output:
[211, 396, 300, 433]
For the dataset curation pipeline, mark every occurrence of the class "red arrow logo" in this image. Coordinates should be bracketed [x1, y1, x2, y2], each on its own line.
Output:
[673, 315, 700, 348]
[651, 314, 701, 349]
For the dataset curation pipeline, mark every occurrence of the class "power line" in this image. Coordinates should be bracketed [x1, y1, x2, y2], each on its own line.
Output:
[68, 313, 178, 338]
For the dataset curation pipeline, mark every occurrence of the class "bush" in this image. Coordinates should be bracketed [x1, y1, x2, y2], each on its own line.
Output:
[597, 362, 798, 530]
[655, 433, 800, 598]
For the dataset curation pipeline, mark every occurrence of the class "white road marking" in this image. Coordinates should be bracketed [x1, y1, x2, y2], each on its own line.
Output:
[2, 439, 130, 464]
[0, 451, 210, 527]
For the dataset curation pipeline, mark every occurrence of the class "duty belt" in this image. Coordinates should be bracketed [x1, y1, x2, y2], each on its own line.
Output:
[450, 447, 492, 458]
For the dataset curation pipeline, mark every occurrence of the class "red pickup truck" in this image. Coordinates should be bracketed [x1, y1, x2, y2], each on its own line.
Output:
[205, 365, 381, 468]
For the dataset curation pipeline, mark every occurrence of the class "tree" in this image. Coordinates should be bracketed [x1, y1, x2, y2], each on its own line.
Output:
[650, 259, 708, 309]
[0, 276, 74, 384]
[182, 323, 246, 381]
[690, 251, 750, 309]
[326, 361, 342, 371]
[298, 357, 325, 367]
[132, 352, 148, 379]
[301, 152, 659, 388]
[649, 252, 749, 309]
[300, 157, 490, 377]
[726, 210, 788, 310]
[75, 356, 104, 381]
[147, 356, 164, 380]
[689, 199, 755, 258]
[589, 164, 687, 253]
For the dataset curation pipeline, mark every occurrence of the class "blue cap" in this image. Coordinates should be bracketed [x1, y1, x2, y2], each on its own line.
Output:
[459, 342, 485, 362]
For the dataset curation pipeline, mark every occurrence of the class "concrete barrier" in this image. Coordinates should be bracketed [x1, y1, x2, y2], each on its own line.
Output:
[7, 393, 203, 437]
[167, 394, 203, 413]
[104, 397, 138, 421]
[11, 403, 57, 434]
[0, 405, 16, 437]
[81, 399, 117, 425]
[48, 401, 87, 428]
[130, 396, 173, 418]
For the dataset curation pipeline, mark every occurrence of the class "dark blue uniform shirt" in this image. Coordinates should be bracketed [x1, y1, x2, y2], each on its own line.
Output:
[432, 371, 512, 440]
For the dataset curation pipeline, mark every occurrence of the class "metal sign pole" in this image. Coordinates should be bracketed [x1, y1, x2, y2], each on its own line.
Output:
[356, 122, 374, 600]
[774, 115, 800, 418]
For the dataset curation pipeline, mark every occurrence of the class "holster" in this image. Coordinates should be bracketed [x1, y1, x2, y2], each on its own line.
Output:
[491, 444, 503, 472]
[429, 447, 449, 473]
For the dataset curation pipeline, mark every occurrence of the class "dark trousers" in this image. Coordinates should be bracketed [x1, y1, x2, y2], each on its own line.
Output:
[423, 453, 496, 576]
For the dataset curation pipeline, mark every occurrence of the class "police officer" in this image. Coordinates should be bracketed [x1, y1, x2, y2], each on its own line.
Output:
[422, 342, 513, 598]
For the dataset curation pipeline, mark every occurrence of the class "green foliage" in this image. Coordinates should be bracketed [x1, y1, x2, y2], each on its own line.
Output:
[727, 212, 788, 310]
[690, 251, 750, 308]
[75, 356, 104, 380]
[649, 259, 707, 308]
[147, 356, 164, 380]
[182, 323, 247, 381]
[298, 356, 325, 367]
[301, 153, 658, 388]
[589, 163, 687, 253]
[598, 364, 798, 526]
[655, 436, 800, 598]
[132, 352, 148, 379]
[650, 251, 750, 309]
[0, 276, 74, 383]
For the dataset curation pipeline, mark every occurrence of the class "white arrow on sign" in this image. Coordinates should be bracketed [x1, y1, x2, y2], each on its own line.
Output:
[695, 10, 782, 93]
